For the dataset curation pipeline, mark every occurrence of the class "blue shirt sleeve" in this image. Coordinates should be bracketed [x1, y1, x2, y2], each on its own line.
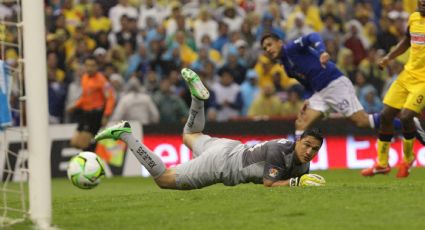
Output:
[293, 32, 326, 54]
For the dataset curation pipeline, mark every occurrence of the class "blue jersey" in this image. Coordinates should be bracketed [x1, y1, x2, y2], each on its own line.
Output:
[279, 33, 343, 96]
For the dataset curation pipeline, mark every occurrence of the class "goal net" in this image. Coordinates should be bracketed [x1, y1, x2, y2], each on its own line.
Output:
[0, 0, 28, 227]
[1, 0, 51, 228]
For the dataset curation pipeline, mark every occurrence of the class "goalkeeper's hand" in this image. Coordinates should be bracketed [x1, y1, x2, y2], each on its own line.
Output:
[289, 174, 326, 187]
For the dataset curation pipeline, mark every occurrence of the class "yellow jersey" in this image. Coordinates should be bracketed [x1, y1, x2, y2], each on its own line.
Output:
[405, 12, 425, 79]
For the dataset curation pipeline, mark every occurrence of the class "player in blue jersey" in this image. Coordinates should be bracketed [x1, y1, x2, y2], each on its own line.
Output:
[261, 32, 425, 144]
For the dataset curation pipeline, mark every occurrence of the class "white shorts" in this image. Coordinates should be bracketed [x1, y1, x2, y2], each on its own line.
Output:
[308, 76, 363, 117]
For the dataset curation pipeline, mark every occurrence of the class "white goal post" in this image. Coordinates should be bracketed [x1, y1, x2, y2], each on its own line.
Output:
[22, 0, 52, 229]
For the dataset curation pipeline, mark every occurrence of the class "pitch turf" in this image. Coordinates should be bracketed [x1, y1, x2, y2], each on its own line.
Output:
[4, 168, 425, 230]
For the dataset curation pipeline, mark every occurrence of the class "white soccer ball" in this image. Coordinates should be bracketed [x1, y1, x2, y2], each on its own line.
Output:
[67, 151, 105, 189]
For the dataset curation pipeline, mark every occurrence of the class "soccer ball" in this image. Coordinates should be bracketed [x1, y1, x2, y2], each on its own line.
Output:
[67, 151, 105, 189]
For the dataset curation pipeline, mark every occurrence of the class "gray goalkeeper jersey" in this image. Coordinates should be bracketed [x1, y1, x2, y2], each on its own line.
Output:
[228, 138, 310, 185]
[174, 136, 310, 189]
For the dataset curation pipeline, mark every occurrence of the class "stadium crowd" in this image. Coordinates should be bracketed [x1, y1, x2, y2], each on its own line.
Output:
[0, 0, 419, 125]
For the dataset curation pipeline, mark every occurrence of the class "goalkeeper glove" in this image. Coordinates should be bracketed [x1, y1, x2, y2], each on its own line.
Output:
[289, 174, 326, 187]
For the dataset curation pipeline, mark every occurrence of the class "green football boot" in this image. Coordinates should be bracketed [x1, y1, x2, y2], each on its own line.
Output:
[181, 68, 210, 100]
[94, 121, 132, 141]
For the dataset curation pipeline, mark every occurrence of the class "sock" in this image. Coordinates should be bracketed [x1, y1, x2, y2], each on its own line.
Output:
[183, 96, 205, 134]
[377, 133, 393, 167]
[370, 113, 401, 130]
[295, 130, 304, 140]
[120, 133, 166, 178]
[402, 131, 415, 163]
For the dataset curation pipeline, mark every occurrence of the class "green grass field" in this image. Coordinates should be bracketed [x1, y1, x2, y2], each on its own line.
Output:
[3, 169, 425, 230]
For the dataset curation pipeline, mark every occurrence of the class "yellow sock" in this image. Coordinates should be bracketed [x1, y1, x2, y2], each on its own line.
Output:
[377, 140, 390, 167]
[402, 138, 415, 163]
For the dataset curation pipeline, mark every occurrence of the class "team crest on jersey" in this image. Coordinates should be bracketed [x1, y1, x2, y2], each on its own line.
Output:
[269, 168, 279, 178]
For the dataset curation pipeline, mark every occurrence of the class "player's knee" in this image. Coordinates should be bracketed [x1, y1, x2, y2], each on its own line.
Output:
[295, 118, 306, 130]
[399, 112, 414, 125]
[154, 170, 177, 189]
[381, 112, 395, 125]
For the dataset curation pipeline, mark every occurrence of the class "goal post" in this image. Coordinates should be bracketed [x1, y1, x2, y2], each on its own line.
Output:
[22, 0, 52, 228]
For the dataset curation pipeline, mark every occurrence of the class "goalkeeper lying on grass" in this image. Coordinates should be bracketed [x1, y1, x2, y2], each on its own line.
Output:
[95, 68, 325, 189]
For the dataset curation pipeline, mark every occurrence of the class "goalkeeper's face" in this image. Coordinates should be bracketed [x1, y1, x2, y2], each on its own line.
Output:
[294, 136, 322, 163]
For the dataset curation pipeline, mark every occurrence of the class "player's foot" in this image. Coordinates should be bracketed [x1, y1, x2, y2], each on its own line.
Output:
[396, 159, 414, 178]
[413, 117, 425, 145]
[181, 68, 209, 100]
[94, 121, 132, 141]
[361, 163, 391, 177]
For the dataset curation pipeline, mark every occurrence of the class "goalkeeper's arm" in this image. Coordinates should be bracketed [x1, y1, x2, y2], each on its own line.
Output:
[263, 174, 326, 187]
[263, 178, 292, 187]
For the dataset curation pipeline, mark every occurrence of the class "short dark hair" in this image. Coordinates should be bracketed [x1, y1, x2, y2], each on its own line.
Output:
[300, 128, 324, 146]
[260, 33, 281, 46]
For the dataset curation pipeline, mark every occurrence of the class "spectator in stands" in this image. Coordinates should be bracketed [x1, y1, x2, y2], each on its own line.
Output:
[153, 78, 188, 124]
[47, 57, 67, 124]
[358, 47, 387, 96]
[93, 47, 108, 72]
[171, 31, 198, 67]
[287, 0, 323, 32]
[143, 69, 160, 95]
[240, 69, 260, 116]
[211, 68, 243, 121]
[255, 12, 285, 41]
[342, 20, 369, 66]
[166, 14, 196, 51]
[286, 12, 314, 42]
[88, 3, 111, 35]
[336, 48, 356, 81]
[376, 17, 398, 53]
[193, 8, 218, 48]
[281, 85, 304, 117]
[74, 0, 92, 19]
[65, 64, 84, 123]
[109, 73, 125, 101]
[126, 44, 150, 80]
[109, 15, 137, 48]
[111, 77, 159, 125]
[358, 85, 383, 114]
[109, 0, 138, 33]
[137, 0, 165, 31]
[211, 21, 229, 53]
[164, 2, 189, 37]
[239, 19, 255, 48]
[221, 4, 244, 32]
[254, 55, 297, 90]
[62, 0, 82, 35]
[219, 47, 247, 85]
[64, 25, 96, 64]
[320, 14, 342, 44]
[248, 83, 282, 118]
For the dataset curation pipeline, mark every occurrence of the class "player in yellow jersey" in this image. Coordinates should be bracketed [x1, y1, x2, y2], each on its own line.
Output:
[362, 0, 425, 178]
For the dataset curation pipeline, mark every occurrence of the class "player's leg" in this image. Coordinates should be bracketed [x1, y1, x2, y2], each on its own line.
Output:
[294, 106, 324, 139]
[397, 108, 417, 178]
[361, 105, 399, 176]
[396, 83, 425, 177]
[70, 111, 96, 149]
[361, 78, 408, 176]
[294, 91, 326, 139]
[95, 121, 170, 187]
[84, 109, 104, 152]
[181, 68, 210, 151]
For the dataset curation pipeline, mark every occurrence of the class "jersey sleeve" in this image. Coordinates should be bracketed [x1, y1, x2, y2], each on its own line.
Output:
[292, 32, 326, 54]
[263, 144, 286, 182]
